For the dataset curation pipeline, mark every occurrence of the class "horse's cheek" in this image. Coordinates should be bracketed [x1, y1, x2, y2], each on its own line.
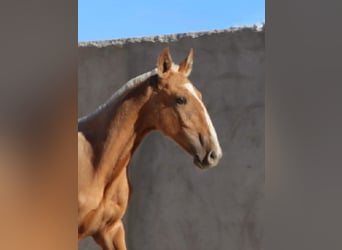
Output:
[158, 109, 177, 135]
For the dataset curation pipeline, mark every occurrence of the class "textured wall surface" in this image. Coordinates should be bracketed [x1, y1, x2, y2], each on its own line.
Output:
[78, 26, 265, 250]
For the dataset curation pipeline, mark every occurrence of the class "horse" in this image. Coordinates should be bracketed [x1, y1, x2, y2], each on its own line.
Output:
[78, 48, 222, 250]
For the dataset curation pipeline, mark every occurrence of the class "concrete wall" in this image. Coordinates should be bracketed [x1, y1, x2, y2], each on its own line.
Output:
[78, 26, 265, 250]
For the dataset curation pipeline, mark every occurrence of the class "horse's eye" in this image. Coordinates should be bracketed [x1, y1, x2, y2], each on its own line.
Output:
[175, 96, 187, 105]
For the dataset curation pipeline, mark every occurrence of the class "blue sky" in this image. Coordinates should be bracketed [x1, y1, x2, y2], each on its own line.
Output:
[78, 0, 264, 42]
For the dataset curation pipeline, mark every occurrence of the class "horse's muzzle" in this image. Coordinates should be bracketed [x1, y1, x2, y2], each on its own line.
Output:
[194, 150, 222, 169]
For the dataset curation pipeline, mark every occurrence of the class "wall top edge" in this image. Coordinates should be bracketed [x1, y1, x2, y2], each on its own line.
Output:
[78, 24, 264, 48]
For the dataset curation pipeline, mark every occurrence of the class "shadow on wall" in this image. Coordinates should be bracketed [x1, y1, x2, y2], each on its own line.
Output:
[78, 25, 264, 250]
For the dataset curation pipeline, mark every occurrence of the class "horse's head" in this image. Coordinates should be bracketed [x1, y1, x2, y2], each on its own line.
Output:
[152, 48, 222, 169]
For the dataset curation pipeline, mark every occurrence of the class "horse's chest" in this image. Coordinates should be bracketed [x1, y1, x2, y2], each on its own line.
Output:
[79, 175, 130, 238]
[103, 179, 130, 219]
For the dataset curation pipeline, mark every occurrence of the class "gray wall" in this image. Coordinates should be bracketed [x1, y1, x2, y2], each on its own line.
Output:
[78, 26, 265, 250]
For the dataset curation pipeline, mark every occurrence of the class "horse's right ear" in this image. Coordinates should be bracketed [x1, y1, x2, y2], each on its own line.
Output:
[157, 47, 173, 77]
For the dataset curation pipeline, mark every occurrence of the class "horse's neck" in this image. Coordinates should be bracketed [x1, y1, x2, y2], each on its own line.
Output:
[89, 79, 155, 182]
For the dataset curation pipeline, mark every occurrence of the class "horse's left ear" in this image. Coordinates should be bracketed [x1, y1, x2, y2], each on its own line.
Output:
[178, 48, 193, 77]
[157, 47, 173, 78]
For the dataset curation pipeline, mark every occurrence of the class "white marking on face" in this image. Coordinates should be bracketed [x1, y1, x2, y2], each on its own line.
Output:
[183, 83, 222, 156]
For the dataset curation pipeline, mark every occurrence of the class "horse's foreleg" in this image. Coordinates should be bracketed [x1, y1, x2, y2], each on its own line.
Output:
[93, 221, 127, 250]
[112, 221, 126, 250]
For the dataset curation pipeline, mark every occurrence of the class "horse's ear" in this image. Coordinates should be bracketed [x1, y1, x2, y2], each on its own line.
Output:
[178, 48, 193, 77]
[157, 47, 173, 77]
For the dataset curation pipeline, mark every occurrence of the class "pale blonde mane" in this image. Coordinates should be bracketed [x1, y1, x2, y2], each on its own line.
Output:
[114, 68, 158, 100]
[79, 68, 158, 122]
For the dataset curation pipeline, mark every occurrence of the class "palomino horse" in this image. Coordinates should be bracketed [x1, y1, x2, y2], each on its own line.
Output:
[78, 48, 222, 250]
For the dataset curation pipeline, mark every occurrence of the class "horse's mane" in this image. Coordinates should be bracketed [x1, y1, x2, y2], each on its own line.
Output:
[78, 68, 158, 123]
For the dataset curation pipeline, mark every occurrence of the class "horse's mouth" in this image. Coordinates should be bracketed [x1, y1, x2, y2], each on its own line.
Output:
[193, 155, 203, 169]
[193, 155, 212, 169]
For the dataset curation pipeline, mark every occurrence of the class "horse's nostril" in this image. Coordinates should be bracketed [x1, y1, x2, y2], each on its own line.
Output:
[209, 151, 217, 160]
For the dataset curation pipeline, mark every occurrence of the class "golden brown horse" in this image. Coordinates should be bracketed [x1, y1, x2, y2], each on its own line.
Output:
[78, 48, 222, 250]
